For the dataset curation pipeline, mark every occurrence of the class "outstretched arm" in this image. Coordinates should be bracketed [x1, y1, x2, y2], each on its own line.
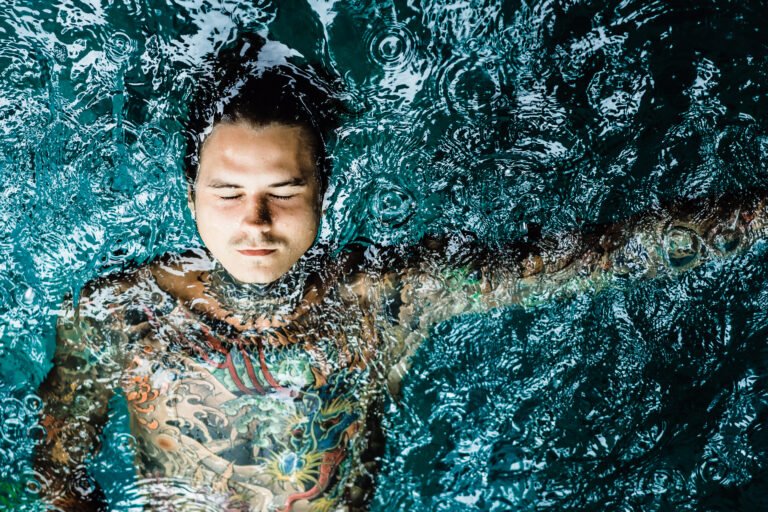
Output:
[34, 285, 130, 511]
[378, 192, 768, 391]
[403, 193, 767, 322]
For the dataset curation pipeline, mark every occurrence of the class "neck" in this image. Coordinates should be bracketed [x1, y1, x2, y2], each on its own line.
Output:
[205, 259, 310, 326]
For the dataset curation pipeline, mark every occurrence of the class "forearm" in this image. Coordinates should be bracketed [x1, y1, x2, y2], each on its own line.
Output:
[401, 192, 768, 320]
[486, 193, 768, 308]
[33, 456, 107, 512]
[34, 388, 110, 511]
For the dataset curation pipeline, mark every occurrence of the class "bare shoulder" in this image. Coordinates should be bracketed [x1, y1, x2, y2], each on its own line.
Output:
[146, 248, 214, 303]
[333, 243, 406, 307]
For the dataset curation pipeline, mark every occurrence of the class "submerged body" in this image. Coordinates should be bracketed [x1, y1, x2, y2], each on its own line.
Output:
[38, 249, 393, 511]
[35, 192, 768, 511]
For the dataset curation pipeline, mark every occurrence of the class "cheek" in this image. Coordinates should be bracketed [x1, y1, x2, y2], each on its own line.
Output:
[195, 203, 235, 238]
[274, 204, 319, 233]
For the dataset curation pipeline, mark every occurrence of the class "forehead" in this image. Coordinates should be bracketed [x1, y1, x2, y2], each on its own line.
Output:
[198, 122, 317, 183]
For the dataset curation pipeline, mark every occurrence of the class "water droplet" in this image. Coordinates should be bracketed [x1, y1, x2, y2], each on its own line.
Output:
[20, 287, 35, 306]
[371, 182, 414, 226]
[367, 24, 416, 70]
[105, 32, 136, 63]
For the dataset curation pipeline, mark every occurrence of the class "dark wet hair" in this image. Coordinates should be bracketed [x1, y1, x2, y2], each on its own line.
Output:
[184, 34, 343, 197]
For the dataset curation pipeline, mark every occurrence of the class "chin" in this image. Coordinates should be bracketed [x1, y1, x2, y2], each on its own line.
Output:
[238, 263, 292, 284]
[231, 269, 282, 285]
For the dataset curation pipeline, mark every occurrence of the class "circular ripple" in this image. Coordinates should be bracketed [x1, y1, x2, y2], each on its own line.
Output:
[370, 180, 414, 226]
[663, 226, 701, 269]
[23, 395, 42, 414]
[105, 32, 136, 63]
[435, 55, 506, 118]
[366, 23, 417, 70]
[138, 125, 171, 159]
[638, 466, 687, 496]
[696, 453, 731, 485]
[707, 224, 743, 255]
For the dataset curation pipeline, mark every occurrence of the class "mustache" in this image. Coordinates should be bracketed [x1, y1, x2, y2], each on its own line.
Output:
[230, 234, 285, 248]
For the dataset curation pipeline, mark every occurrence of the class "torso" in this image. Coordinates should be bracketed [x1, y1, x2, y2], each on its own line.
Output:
[102, 251, 385, 511]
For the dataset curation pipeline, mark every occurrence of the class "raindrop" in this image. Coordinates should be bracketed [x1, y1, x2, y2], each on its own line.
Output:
[138, 125, 170, 159]
[367, 24, 417, 70]
[19, 287, 35, 306]
[370, 181, 414, 226]
[105, 32, 136, 64]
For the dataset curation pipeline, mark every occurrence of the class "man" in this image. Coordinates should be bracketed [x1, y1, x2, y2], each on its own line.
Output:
[34, 36, 768, 511]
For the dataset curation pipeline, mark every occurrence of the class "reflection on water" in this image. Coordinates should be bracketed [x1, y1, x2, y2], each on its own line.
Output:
[0, 0, 767, 510]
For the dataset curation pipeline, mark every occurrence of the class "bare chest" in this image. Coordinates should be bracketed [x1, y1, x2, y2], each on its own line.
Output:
[119, 303, 379, 510]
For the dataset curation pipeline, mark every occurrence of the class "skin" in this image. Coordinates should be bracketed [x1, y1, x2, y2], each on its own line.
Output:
[34, 119, 768, 511]
[190, 122, 322, 284]
[35, 120, 391, 512]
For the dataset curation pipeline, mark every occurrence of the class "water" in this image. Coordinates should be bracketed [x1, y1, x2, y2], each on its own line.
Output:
[1, 0, 768, 510]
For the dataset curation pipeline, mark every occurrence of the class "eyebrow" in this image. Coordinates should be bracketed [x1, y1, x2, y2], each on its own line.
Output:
[205, 177, 308, 189]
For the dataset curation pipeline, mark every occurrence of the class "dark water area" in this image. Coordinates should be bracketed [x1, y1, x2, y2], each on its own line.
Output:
[0, 0, 767, 510]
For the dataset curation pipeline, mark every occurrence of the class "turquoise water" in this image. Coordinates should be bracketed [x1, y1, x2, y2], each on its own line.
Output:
[1, 0, 768, 510]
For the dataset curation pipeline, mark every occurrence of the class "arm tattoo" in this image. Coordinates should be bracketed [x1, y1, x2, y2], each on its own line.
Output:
[380, 194, 768, 391]
[35, 289, 129, 511]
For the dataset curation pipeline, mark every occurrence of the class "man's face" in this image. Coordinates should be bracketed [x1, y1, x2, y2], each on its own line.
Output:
[190, 122, 321, 284]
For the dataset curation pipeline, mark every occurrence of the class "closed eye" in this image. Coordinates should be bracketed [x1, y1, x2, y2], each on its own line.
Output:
[218, 195, 242, 200]
[270, 194, 296, 200]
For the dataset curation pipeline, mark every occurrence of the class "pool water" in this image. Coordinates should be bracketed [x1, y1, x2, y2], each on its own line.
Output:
[1, 0, 768, 510]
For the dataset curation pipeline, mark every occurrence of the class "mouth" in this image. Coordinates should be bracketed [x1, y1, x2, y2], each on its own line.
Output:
[237, 249, 277, 257]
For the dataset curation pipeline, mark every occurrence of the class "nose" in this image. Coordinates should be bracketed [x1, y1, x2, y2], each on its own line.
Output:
[242, 195, 272, 231]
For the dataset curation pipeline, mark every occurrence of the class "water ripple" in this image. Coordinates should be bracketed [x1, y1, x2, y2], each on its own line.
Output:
[366, 22, 417, 71]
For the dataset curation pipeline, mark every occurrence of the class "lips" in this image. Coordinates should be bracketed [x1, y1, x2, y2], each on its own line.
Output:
[237, 249, 277, 256]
